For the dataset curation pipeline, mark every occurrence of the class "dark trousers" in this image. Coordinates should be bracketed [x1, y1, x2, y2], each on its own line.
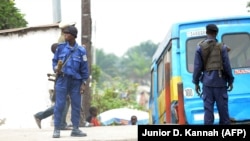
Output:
[34, 99, 70, 128]
[54, 75, 82, 129]
[202, 85, 230, 125]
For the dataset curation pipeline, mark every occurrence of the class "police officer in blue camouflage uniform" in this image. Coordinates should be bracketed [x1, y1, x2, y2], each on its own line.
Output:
[52, 25, 89, 138]
[192, 24, 234, 125]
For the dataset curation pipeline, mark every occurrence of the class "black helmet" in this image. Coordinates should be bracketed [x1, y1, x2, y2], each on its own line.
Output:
[63, 25, 78, 38]
[206, 24, 218, 33]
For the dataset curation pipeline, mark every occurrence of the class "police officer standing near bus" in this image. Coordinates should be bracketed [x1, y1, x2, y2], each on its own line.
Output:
[192, 24, 234, 125]
[52, 25, 89, 138]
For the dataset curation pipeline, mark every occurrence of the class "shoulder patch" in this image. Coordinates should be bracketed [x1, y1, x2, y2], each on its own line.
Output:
[83, 55, 87, 61]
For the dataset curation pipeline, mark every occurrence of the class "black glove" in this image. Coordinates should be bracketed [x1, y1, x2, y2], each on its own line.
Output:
[195, 84, 201, 97]
[227, 83, 233, 91]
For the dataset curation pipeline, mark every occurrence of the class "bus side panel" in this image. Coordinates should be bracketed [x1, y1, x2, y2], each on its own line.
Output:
[149, 61, 159, 124]
[170, 40, 181, 101]
[158, 89, 166, 124]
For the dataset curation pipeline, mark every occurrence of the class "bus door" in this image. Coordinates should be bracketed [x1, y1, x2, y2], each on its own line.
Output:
[178, 26, 207, 124]
[219, 23, 250, 122]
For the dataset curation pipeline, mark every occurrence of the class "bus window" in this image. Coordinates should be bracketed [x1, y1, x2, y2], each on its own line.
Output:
[157, 59, 164, 96]
[186, 37, 206, 72]
[156, 43, 171, 96]
[222, 33, 250, 68]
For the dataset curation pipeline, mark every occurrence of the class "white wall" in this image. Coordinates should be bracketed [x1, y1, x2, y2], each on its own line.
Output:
[1, 0, 83, 128]
[0, 28, 60, 129]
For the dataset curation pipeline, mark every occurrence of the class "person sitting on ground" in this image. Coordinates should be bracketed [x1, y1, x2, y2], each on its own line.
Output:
[86, 106, 101, 126]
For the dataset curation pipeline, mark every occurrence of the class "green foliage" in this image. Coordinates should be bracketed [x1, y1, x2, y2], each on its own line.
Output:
[120, 40, 158, 84]
[0, 0, 27, 30]
[95, 49, 120, 78]
[95, 40, 158, 86]
[91, 40, 157, 113]
[125, 40, 158, 58]
[91, 77, 145, 113]
[91, 64, 101, 83]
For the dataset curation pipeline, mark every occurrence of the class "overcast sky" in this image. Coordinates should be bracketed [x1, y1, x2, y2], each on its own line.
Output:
[15, 0, 249, 56]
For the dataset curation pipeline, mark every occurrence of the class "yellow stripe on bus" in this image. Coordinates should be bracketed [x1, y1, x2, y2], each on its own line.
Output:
[157, 76, 182, 124]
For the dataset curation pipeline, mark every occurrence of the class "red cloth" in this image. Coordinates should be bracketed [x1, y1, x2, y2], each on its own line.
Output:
[90, 117, 101, 126]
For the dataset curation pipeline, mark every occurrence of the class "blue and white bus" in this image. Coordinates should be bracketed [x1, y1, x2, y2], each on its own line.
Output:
[149, 15, 250, 125]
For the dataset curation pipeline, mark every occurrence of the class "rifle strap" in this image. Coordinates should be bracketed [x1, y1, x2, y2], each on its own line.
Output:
[55, 46, 78, 80]
[61, 46, 78, 69]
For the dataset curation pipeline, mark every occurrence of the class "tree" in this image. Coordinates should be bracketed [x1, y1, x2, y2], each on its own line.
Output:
[90, 40, 158, 116]
[95, 40, 157, 86]
[120, 40, 158, 85]
[125, 40, 158, 57]
[121, 51, 150, 84]
[91, 64, 101, 83]
[91, 64, 101, 95]
[0, 0, 27, 30]
[95, 49, 120, 78]
[91, 77, 145, 114]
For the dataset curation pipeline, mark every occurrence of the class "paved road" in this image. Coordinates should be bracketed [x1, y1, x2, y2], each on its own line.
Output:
[0, 125, 137, 141]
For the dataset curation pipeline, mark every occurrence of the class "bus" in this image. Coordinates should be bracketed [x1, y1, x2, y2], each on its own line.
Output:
[149, 15, 250, 125]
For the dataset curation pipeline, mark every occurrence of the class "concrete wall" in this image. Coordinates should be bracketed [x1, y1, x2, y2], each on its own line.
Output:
[0, 26, 60, 129]
[0, 0, 83, 129]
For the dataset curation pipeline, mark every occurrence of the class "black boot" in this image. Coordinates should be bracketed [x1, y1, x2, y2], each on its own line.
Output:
[33, 115, 41, 129]
[71, 127, 87, 137]
[52, 129, 60, 138]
